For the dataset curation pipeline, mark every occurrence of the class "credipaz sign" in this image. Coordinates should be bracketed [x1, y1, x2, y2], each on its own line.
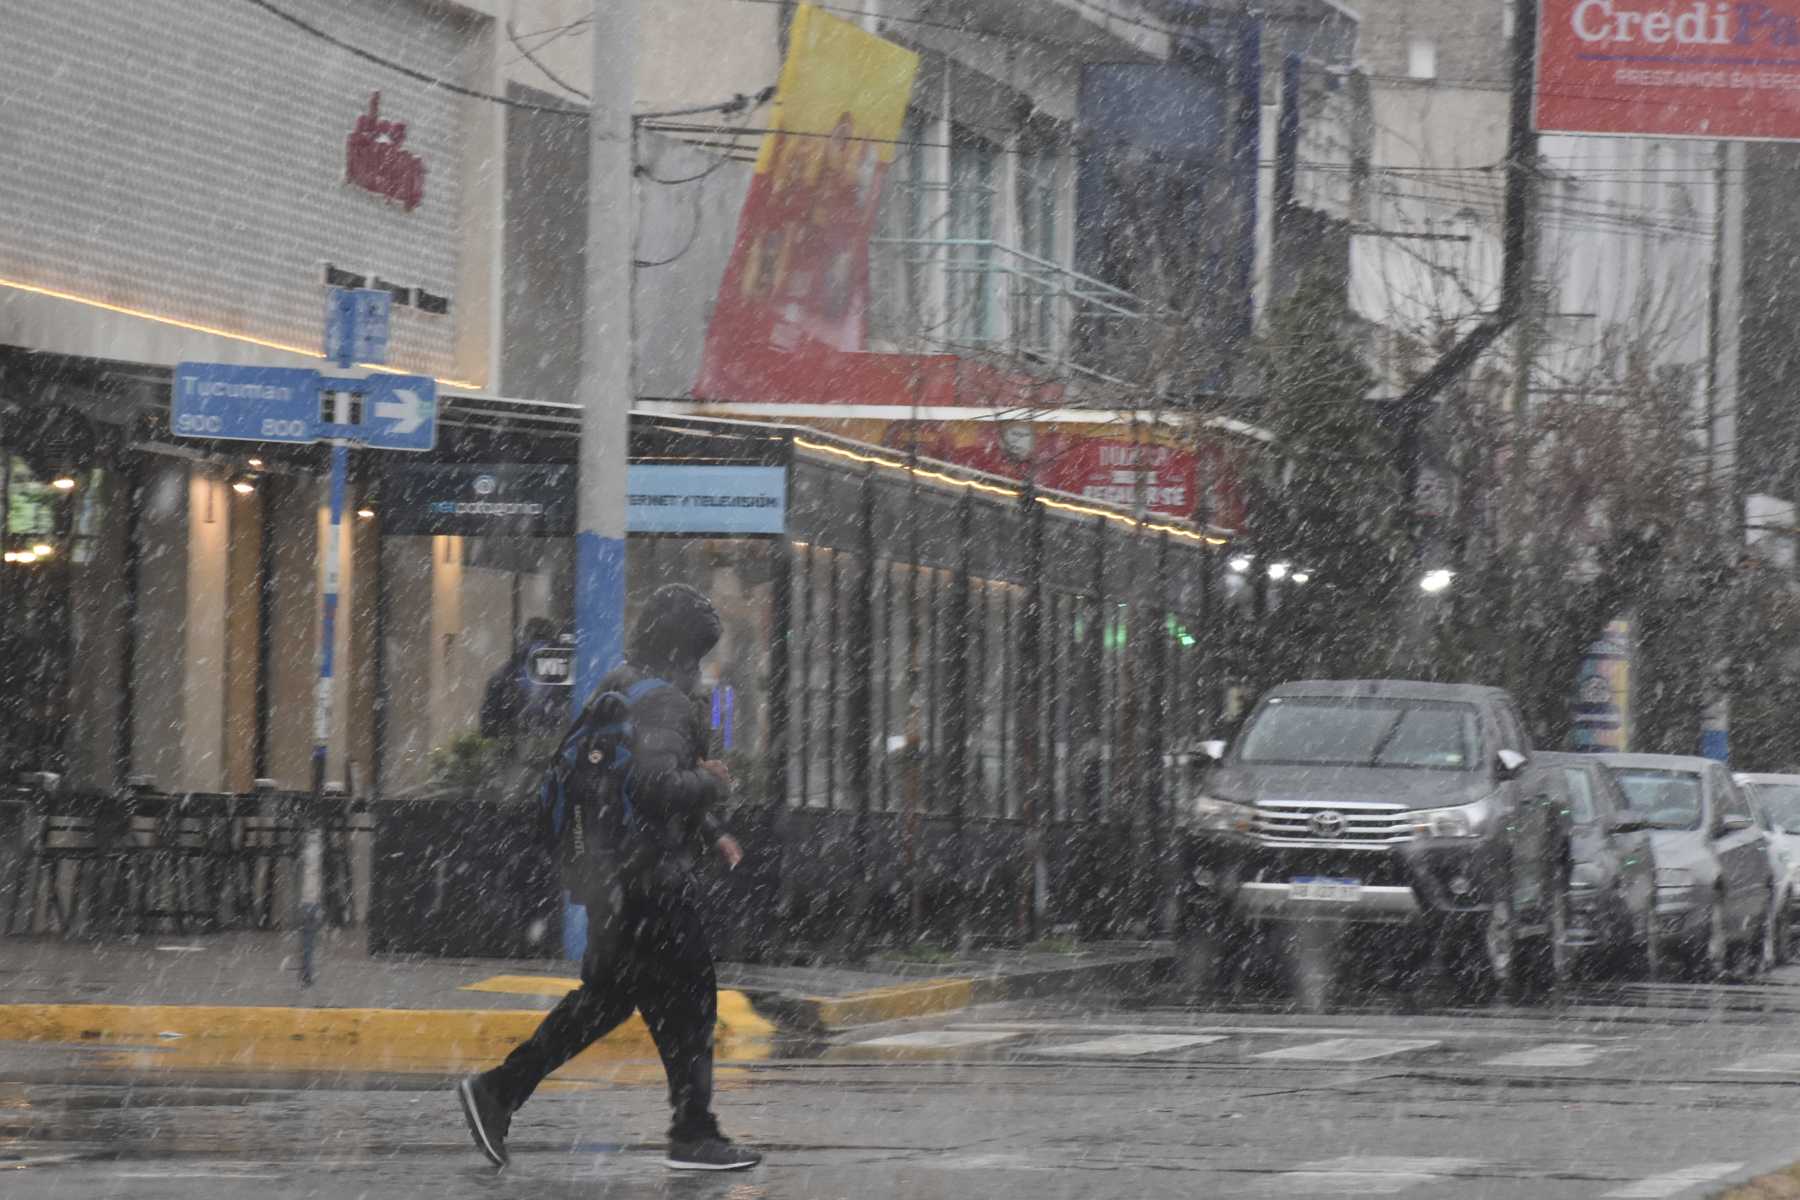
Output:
[1539, 0, 1800, 139]
[379, 463, 787, 538]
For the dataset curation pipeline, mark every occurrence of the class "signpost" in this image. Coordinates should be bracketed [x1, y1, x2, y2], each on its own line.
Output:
[171, 287, 437, 985]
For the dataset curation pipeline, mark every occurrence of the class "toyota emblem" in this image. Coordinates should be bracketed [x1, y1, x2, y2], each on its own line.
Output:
[1310, 810, 1347, 839]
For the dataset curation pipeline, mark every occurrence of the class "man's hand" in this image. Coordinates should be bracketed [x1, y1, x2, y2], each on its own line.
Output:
[716, 834, 744, 870]
[701, 758, 732, 791]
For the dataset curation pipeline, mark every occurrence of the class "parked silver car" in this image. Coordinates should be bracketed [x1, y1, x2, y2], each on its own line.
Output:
[1736, 773, 1800, 964]
[1597, 754, 1775, 980]
[1536, 752, 1658, 979]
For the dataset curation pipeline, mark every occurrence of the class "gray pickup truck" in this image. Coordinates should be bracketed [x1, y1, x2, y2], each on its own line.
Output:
[1178, 679, 1569, 1000]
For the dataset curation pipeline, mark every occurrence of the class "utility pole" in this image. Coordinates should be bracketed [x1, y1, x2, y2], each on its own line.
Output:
[567, 0, 638, 961]
[1502, 158, 1540, 695]
[575, 1, 638, 707]
[1395, 0, 1538, 537]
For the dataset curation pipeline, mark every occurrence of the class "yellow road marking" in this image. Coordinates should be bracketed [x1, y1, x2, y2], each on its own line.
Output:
[0, 994, 772, 1077]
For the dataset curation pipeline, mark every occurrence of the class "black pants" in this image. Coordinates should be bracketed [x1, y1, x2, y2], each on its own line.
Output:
[483, 879, 720, 1141]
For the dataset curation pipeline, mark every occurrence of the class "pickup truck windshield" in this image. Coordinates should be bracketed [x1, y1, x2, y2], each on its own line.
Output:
[1608, 769, 1704, 831]
[1237, 698, 1481, 770]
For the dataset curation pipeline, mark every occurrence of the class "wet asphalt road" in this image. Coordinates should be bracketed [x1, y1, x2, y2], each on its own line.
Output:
[7, 970, 1800, 1199]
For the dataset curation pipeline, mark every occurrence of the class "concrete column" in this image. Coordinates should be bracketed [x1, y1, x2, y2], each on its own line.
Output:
[131, 461, 188, 791]
[181, 471, 231, 791]
[223, 482, 263, 792]
[64, 464, 129, 790]
[378, 537, 435, 793]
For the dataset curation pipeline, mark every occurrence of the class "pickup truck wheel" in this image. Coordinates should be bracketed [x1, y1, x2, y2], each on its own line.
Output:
[1514, 890, 1569, 1006]
[1637, 903, 1665, 982]
[1484, 900, 1516, 992]
[1439, 902, 1514, 1003]
[1174, 904, 1251, 998]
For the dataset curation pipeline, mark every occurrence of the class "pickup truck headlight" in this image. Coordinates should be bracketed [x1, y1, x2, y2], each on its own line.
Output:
[1411, 796, 1495, 839]
[1179, 794, 1255, 834]
[1655, 867, 1695, 890]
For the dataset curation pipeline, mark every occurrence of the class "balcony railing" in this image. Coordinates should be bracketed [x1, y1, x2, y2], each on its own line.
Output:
[871, 237, 1152, 379]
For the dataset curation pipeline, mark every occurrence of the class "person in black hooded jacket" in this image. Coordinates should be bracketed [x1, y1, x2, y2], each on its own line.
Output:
[456, 583, 760, 1173]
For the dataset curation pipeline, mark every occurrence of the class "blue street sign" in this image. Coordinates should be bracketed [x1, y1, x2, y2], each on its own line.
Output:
[359, 373, 436, 451]
[173, 363, 319, 443]
[323, 287, 392, 366]
[173, 363, 435, 452]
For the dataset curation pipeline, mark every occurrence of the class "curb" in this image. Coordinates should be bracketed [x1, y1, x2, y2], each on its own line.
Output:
[1716, 1167, 1800, 1199]
[0, 989, 775, 1072]
[754, 952, 1175, 1033]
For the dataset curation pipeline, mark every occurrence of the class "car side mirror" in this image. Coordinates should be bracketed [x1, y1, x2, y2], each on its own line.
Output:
[1200, 740, 1227, 762]
[1495, 749, 1527, 780]
[1719, 813, 1755, 836]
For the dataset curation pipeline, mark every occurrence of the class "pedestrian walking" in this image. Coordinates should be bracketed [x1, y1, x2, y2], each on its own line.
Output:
[457, 583, 761, 1172]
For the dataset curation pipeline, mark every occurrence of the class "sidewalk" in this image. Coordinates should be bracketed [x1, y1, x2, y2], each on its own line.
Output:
[0, 930, 1173, 1076]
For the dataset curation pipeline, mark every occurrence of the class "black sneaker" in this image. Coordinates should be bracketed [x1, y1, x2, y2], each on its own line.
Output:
[664, 1136, 763, 1171]
[456, 1074, 512, 1169]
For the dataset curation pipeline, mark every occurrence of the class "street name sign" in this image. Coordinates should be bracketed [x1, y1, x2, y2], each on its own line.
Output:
[172, 364, 321, 443]
[174, 362, 437, 451]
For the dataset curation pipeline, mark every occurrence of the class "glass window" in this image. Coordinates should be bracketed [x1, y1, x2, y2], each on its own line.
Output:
[1749, 783, 1800, 834]
[1608, 768, 1704, 831]
[948, 126, 997, 345]
[1716, 768, 1751, 820]
[1562, 767, 1598, 825]
[1016, 143, 1058, 355]
[1237, 698, 1480, 771]
[1495, 703, 1528, 754]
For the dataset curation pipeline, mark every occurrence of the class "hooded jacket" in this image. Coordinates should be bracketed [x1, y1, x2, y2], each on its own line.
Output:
[562, 585, 729, 904]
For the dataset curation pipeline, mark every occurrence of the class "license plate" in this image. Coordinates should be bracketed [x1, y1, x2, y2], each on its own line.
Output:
[1290, 877, 1362, 902]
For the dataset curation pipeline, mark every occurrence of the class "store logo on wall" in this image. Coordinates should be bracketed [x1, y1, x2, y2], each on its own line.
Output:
[345, 93, 426, 212]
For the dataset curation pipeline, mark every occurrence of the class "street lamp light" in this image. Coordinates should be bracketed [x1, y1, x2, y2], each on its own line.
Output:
[1291, 571, 1311, 585]
[1228, 555, 1253, 574]
[1420, 569, 1455, 594]
[1267, 562, 1291, 581]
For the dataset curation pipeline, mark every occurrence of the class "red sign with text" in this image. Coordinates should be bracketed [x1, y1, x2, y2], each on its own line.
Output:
[1538, 1, 1800, 139]
[346, 93, 425, 211]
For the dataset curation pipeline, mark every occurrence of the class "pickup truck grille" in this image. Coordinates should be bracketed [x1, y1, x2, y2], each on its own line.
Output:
[1252, 800, 1415, 846]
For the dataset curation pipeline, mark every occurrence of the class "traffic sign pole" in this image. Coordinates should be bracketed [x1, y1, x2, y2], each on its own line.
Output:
[301, 328, 356, 989]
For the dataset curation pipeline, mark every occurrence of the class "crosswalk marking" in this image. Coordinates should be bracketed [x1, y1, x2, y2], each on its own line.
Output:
[1481, 1042, 1609, 1068]
[1719, 1051, 1800, 1073]
[1023, 1033, 1225, 1058]
[1601, 1162, 1745, 1198]
[1255, 1037, 1440, 1063]
[1273, 1156, 1482, 1195]
[853, 1030, 1018, 1050]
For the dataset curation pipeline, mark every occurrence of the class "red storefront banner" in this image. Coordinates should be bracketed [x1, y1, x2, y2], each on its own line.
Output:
[799, 418, 1245, 526]
[1538, 0, 1800, 140]
[694, 6, 919, 401]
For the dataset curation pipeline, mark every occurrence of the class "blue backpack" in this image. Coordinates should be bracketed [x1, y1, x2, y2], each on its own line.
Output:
[538, 677, 672, 863]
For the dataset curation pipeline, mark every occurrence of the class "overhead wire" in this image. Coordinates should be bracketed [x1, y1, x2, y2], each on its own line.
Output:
[240, 0, 588, 115]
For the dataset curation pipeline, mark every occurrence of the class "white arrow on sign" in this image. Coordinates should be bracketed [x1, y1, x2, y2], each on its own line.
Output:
[374, 387, 426, 435]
